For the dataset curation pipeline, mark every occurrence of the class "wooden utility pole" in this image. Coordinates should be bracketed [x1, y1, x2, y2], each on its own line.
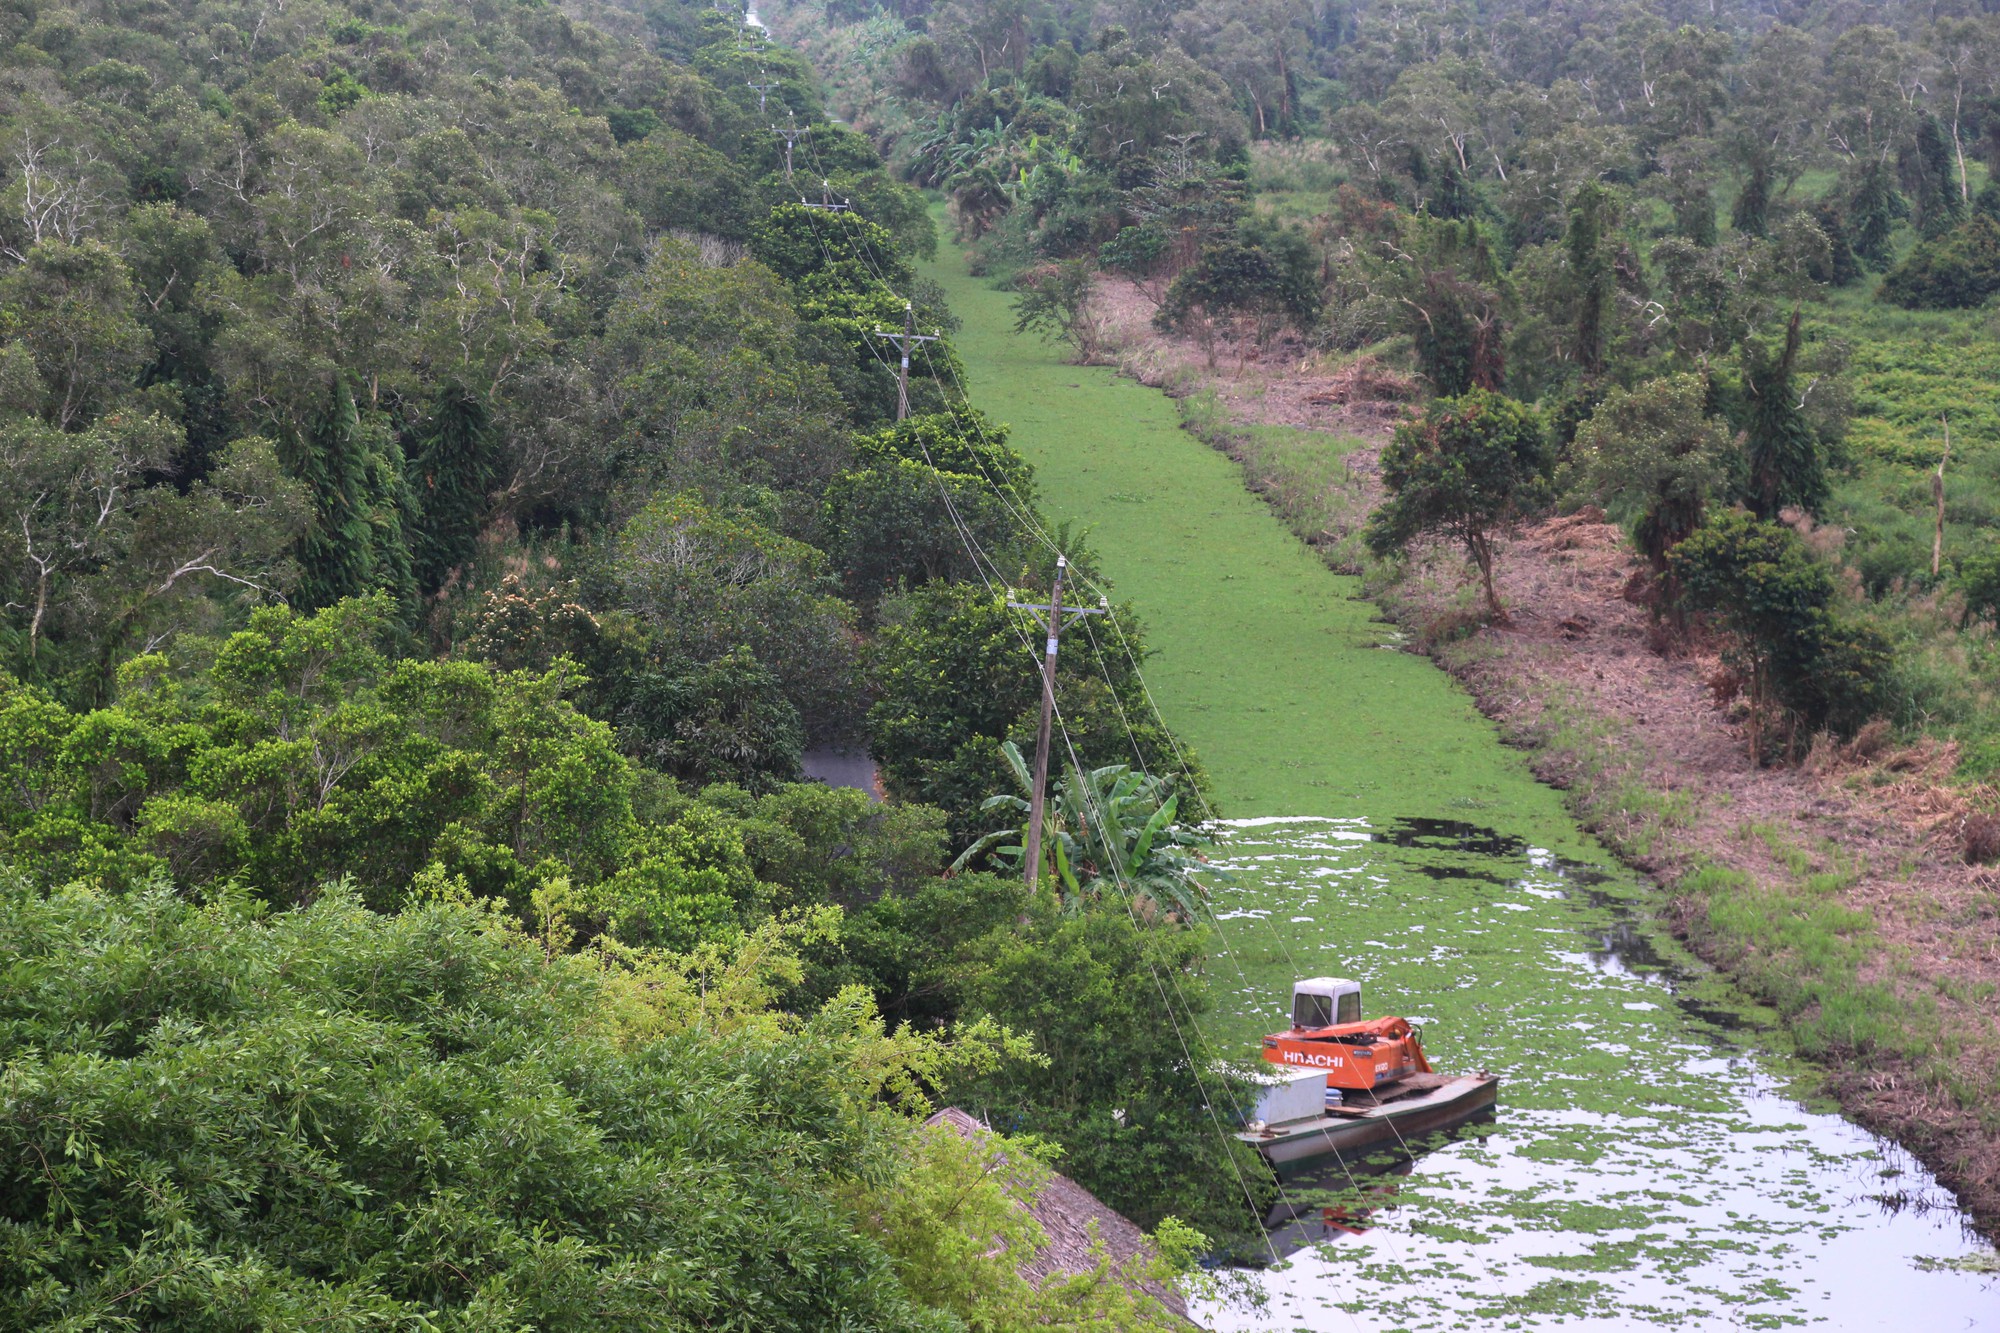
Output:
[772, 124, 805, 181]
[1009, 556, 1104, 890]
[746, 79, 777, 113]
[1934, 415, 1952, 578]
[870, 301, 940, 420]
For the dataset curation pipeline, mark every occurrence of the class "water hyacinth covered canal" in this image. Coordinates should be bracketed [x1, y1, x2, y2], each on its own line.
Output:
[921, 238, 2000, 1329]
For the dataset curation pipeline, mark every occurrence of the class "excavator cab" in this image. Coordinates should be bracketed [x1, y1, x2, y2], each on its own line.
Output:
[1264, 975, 1431, 1091]
[1291, 977, 1362, 1031]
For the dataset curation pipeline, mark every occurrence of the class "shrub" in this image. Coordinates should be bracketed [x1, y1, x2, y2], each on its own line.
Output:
[0, 600, 634, 907]
[1157, 218, 1321, 341]
[1567, 374, 1731, 579]
[1880, 214, 2000, 310]
[617, 647, 806, 792]
[1956, 538, 2000, 628]
[1012, 258, 1108, 362]
[0, 883, 979, 1329]
[867, 582, 1200, 847]
[617, 493, 859, 736]
[1784, 610, 1895, 740]
[1851, 532, 1933, 599]
[1099, 224, 1169, 292]
[1671, 511, 1894, 759]
[952, 900, 1271, 1238]
[822, 457, 1015, 605]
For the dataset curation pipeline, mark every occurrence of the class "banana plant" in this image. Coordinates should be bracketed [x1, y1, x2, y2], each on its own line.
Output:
[950, 163, 1011, 236]
[951, 741, 1221, 920]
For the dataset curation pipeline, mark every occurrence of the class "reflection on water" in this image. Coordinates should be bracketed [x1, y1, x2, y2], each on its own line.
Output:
[1194, 817, 1997, 1331]
[1264, 1168, 1406, 1251]
[1258, 1120, 1495, 1260]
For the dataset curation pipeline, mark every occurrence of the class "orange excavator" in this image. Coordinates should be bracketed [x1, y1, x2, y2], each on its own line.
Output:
[1239, 976, 1497, 1170]
[1260, 976, 1432, 1092]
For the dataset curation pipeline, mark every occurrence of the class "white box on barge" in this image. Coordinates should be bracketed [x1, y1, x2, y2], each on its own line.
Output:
[1238, 1064, 1328, 1127]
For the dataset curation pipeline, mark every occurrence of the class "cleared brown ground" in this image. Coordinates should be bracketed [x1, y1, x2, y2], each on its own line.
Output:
[1092, 277, 2000, 1242]
[1435, 514, 2000, 1241]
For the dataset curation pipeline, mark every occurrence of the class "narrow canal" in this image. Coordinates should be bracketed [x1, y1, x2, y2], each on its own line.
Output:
[920, 240, 1999, 1330]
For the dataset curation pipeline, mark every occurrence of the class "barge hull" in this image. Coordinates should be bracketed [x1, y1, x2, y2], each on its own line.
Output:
[1239, 1074, 1499, 1169]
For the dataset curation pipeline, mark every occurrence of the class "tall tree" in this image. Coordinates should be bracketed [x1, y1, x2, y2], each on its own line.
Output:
[1388, 216, 1508, 396]
[0, 241, 150, 432]
[1730, 154, 1772, 237]
[1929, 18, 1999, 207]
[1846, 158, 1907, 268]
[1565, 182, 1619, 375]
[410, 386, 498, 596]
[1727, 24, 1825, 229]
[121, 204, 230, 482]
[1740, 311, 1825, 521]
[286, 376, 375, 611]
[1903, 113, 1965, 239]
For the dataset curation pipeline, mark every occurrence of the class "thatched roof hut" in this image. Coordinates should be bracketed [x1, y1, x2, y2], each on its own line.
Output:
[923, 1107, 1193, 1322]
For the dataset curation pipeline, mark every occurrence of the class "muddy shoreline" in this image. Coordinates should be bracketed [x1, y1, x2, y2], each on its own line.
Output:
[1384, 525, 2000, 1248]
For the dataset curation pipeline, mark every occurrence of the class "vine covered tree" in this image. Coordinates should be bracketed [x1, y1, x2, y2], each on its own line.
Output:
[1564, 182, 1621, 376]
[1569, 375, 1731, 610]
[410, 387, 499, 597]
[1739, 311, 1827, 520]
[1387, 217, 1508, 396]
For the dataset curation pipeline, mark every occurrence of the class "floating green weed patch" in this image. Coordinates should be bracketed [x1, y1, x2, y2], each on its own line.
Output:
[1475, 1276, 1614, 1318]
[1523, 1238, 1659, 1272]
[1410, 1218, 1499, 1245]
[919, 233, 1592, 845]
[1915, 1250, 2000, 1274]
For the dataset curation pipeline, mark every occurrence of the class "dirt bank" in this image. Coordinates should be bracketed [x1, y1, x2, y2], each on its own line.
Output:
[1092, 277, 2000, 1244]
[1407, 514, 2000, 1245]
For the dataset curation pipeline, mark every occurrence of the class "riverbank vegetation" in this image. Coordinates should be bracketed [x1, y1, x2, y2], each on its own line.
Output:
[769, 0, 2000, 1235]
[0, 0, 1267, 1315]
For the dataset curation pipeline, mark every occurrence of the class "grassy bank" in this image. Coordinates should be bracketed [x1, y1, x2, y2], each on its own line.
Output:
[1460, 629, 2000, 1238]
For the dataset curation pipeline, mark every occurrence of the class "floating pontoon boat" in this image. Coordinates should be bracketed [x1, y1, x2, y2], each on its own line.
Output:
[1236, 977, 1499, 1170]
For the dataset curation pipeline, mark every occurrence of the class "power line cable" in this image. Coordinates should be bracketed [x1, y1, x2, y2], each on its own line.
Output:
[787, 143, 1362, 1131]
[777, 132, 1306, 1278]
[871, 219, 1441, 1215]
[769, 127, 1402, 1291]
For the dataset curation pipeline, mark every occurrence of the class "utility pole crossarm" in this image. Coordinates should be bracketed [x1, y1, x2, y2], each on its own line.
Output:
[1005, 602, 1106, 629]
[798, 173, 851, 213]
[869, 300, 941, 420]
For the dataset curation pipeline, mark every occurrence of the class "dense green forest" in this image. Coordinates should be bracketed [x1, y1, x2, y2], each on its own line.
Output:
[0, 0, 1255, 1320]
[775, 0, 2000, 770]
